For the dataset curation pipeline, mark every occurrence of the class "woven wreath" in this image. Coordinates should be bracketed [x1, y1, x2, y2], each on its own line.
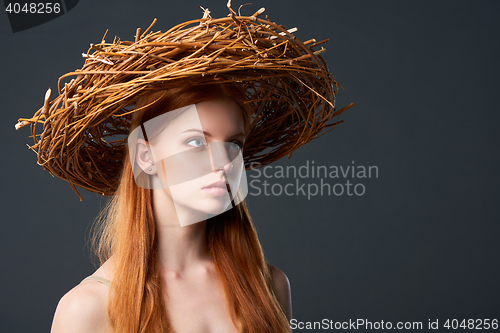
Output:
[15, 3, 354, 199]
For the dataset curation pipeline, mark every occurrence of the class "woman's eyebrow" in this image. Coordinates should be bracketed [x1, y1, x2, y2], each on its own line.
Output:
[182, 128, 245, 138]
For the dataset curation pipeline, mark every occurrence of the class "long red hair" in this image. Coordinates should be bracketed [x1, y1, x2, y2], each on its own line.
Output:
[92, 83, 291, 332]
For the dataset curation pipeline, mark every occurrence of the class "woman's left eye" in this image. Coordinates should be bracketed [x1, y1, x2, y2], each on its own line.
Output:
[186, 138, 206, 148]
[229, 141, 242, 150]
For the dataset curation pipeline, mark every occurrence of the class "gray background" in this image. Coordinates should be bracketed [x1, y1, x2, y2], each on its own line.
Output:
[1, 0, 499, 332]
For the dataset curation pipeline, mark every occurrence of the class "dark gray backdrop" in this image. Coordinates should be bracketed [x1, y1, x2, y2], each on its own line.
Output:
[1, 1, 499, 332]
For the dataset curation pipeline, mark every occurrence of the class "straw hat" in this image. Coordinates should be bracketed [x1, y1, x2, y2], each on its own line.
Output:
[15, 2, 354, 200]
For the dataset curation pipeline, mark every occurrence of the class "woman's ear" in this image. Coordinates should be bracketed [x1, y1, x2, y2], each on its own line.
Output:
[136, 138, 157, 175]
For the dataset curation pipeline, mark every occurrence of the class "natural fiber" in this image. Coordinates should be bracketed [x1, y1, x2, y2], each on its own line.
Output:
[16, 2, 354, 199]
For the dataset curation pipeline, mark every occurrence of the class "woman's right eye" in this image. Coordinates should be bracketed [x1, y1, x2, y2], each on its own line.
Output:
[186, 138, 206, 148]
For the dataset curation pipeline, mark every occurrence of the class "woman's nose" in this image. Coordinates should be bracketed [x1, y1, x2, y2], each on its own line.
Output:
[218, 161, 233, 174]
[213, 154, 233, 174]
[209, 142, 234, 174]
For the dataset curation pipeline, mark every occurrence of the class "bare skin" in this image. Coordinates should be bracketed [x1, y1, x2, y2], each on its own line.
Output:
[50, 99, 292, 333]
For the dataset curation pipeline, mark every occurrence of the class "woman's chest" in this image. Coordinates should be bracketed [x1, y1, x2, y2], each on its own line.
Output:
[164, 273, 241, 333]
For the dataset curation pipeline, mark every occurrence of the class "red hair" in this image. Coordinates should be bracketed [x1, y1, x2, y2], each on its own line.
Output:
[92, 83, 291, 332]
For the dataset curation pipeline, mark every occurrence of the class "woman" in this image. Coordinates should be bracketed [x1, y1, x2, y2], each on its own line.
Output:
[16, 4, 352, 333]
[51, 84, 293, 332]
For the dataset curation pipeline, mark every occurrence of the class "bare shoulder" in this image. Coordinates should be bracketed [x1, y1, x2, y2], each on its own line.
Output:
[50, 280, 110, 333]
[267, 264, 292, 320]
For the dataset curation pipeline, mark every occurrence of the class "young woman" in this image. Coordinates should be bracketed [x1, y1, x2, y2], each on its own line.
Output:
[50, 84, 293, 333]
[16, 5, 351, 333]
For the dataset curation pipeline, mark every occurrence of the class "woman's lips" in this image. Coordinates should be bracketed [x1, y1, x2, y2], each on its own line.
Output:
[202, 181, 228, 196]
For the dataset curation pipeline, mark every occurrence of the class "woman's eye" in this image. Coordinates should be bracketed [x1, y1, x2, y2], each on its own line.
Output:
[186, 138, 206, 148]
[229, 142, 242, 150]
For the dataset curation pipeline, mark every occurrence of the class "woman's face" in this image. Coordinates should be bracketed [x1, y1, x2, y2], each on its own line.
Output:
[143, 99, 247, 226]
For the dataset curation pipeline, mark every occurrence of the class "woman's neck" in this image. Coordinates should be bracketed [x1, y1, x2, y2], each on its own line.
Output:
[152, 189, 212, 274]
[156, 222, 211, 274]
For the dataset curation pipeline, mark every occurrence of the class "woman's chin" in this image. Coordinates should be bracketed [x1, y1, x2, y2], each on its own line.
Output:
[202, 200, 231, 215]
[172, 191, 233, 222]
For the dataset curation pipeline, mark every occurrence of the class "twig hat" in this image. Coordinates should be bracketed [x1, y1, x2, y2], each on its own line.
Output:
[15, 1, 354, 200]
